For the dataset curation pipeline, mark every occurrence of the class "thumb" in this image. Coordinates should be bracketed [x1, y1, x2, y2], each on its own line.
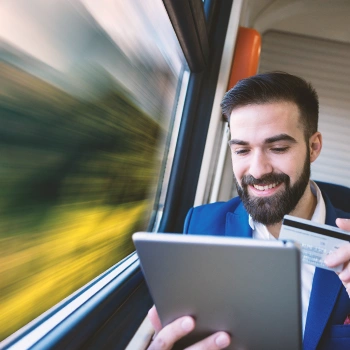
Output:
[336, 218, 350, 232]
[148, 305, 163, 333]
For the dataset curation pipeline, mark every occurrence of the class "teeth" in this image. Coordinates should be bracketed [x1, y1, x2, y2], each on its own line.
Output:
[253, 182, 279, 191]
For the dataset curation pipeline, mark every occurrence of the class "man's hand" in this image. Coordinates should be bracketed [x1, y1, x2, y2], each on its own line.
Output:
[147, 306, 231, 350]
[324, 219, 350, 296]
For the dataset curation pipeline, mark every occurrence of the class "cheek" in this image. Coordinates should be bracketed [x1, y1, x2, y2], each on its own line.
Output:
[231, 161, 244, 184]
[280, 155, 304, 183]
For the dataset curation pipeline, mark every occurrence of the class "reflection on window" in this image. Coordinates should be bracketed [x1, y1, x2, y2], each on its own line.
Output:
[0, 0, 187, 340]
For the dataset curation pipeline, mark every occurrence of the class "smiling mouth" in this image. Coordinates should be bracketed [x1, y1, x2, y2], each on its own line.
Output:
[252, 182, 281, 191]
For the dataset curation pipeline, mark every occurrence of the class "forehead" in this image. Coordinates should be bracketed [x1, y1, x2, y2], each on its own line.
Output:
[229, 101, 303, 141]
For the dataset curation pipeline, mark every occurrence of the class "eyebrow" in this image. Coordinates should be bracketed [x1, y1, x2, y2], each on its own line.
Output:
[228, 133, 297, 146]
[265, 133, 297, 144]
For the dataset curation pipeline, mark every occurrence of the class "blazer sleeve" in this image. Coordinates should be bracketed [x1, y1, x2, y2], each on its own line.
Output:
[183, 207, 194, 234]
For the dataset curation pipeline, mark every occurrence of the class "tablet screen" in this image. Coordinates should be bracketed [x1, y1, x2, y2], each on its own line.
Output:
[133, 232, 302, 350]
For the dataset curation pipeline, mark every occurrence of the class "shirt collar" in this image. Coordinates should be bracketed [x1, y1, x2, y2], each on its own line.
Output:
[309, 180, 326, 224]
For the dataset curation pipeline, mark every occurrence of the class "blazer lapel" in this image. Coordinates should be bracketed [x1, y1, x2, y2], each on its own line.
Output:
[225, 201, 252, 237]
[303, 268, 342, 349]
[303, 193, 343, 350]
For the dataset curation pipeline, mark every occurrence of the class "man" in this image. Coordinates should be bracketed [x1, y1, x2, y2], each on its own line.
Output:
[147, 72, 350, 350]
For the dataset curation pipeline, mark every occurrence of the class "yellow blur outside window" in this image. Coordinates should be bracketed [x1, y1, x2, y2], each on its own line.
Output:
[0, 0, 188, 340]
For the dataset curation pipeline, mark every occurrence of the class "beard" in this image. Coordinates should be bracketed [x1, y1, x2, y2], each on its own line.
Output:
[235, 152, 311, 225]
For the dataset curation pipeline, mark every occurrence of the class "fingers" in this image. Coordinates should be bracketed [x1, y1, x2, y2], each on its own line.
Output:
[148, 305, 162, 333]
[338, 261, 350, 283]
[323, 241, 350, 284]
[328, 219, 350, 294]
[324, 244, 350, 268]
[185, 332, 231, 350]
[147, 306, 231, 350]
[336, 218, 350, 231]
[148, 316, 195, 350]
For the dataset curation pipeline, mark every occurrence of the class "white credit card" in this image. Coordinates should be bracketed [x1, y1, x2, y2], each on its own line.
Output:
[279, 215, 350, 272]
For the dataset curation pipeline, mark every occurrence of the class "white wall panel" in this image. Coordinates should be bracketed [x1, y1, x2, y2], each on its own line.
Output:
[259, 31, 350, 187]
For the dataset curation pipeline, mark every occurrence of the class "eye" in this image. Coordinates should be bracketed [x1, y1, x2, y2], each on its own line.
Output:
[234, 148, 250, 155]
[271, 147, 289, 153]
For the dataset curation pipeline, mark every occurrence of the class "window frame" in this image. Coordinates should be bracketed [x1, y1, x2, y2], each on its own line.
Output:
[0, 0, 234, 347]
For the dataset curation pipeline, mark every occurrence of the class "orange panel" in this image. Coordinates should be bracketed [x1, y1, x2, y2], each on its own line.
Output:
[227, 27, 261, 90]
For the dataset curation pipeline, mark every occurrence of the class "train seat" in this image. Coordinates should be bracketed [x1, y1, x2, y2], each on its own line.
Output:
[315, 181, 350, 213]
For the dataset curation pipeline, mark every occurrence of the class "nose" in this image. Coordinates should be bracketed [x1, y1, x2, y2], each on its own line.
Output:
[248, 150, 273, 180]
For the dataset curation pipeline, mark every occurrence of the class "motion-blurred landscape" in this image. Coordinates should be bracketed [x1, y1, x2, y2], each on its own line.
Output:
[0, 0, 183, 340]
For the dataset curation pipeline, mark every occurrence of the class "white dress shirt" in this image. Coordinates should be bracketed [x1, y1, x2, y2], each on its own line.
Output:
[249, 180, 326, 334]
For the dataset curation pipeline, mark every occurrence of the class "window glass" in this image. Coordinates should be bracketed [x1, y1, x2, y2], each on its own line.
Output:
[0, 0, 188, 340]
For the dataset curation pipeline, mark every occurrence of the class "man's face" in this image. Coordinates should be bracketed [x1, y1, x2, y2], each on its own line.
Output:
[228, 101, 311, 225]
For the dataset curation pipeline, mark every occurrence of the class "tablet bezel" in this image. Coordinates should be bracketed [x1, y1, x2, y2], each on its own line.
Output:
[133, 232, 302, 350]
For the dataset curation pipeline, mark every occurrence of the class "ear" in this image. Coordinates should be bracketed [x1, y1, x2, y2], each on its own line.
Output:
[309, 132, 322, 163]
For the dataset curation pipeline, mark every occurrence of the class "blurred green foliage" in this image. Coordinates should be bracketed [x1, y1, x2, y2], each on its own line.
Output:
[0, 62, 163, 339]
[0, 62, 162, 217]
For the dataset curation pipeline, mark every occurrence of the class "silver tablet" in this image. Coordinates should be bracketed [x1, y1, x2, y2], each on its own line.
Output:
[133, 232, 302, 350]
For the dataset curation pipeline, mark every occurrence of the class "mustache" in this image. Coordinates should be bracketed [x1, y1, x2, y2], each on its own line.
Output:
[241, 173, 290, 187]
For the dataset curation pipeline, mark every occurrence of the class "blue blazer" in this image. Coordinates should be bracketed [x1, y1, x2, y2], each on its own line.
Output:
[184, 193, 350, 350]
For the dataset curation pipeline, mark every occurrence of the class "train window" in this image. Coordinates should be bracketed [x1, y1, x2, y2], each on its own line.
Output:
[0, 0, 188, 340]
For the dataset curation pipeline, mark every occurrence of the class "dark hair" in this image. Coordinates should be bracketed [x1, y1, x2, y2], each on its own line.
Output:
[220, 71, 319, 140]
